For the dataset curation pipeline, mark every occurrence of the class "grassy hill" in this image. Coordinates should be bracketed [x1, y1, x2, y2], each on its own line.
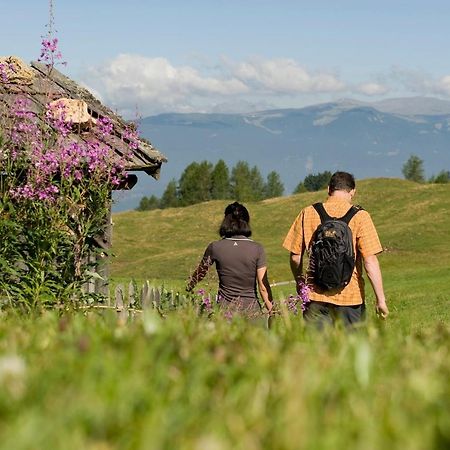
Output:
[111, 178, 450, 327]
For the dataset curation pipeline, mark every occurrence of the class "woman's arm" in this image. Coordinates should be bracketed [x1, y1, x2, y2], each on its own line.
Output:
[186, 256, 212, 292]
[257, 266, 273, 313]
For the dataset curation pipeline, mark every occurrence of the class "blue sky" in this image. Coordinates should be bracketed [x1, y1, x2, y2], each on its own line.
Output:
[2, 0, 450, 116]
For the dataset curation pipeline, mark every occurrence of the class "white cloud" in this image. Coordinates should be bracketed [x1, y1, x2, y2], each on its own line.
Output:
[83, 54, 347, 116]
[305, 156, 314, 172]
[356, 82, 390, 96]
[436, 75, 450, 95]
[231, 57, 345, 93]
[388, 67, 450, 97]
[85, 54, 248, 116]
[389, 67, 434, 93]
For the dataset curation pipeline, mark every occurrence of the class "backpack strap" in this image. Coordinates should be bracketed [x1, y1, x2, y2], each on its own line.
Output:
[312, 202, 331, 223]
[313, 202, 363, 224]
[339, 205, 364, 224]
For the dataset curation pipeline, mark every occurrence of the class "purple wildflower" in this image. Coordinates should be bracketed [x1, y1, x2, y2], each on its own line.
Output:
[38, 37, 65, 68]
[123, 124, 140, 151]
[284, 280, 311, 314]
[286, 295, 299, 315]
[0, 63, 10, 83]
[297, 279, 311, 312]
[96, 117, 114, 137]
[203, 296, 212, 311]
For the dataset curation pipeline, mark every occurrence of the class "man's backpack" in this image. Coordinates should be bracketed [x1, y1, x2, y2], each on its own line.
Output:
[309, 202, 362, 290]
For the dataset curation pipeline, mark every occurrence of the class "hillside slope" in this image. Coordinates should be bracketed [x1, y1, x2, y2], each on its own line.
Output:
[112, 178, 450, 322]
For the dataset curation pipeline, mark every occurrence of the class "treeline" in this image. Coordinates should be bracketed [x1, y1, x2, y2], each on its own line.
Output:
[136, 160, 285, 211]
[136, 154, 450, 211]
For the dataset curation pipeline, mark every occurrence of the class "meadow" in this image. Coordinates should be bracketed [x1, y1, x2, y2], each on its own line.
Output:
[0, 178, 449, 449]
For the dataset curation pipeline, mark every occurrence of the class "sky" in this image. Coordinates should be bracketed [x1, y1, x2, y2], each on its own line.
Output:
[2, 0, 450, 117]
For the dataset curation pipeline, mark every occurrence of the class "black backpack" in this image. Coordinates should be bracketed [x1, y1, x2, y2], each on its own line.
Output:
[309, 202, 362, 290]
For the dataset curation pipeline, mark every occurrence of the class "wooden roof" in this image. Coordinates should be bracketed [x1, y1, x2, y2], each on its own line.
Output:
[0, 57, 167, 179]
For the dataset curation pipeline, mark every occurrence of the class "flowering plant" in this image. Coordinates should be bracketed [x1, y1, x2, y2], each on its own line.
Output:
[195, 289, 214, 314]
[0, 68, 136, 308]
[284, 279, 311, 315]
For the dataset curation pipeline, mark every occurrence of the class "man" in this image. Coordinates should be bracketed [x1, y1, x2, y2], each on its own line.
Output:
[283, 171, 389, 328]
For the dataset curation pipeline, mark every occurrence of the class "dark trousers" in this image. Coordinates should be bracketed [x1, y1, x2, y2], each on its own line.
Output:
[303, 300, 366, 330]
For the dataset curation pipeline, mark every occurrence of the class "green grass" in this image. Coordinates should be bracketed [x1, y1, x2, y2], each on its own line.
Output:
[0, 308, 448, 449]
[1, 178, 449, 449]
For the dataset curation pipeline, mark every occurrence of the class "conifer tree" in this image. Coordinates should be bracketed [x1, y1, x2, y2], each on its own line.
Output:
[160, 179, 179, 208]
[402, 155, 425, 183]
[178, 161, 212, 205]
[230, 161, 254, 201]
[264, 171, 285, 198]
[211, 159, 231, 199]
[250, 165, 265, 201]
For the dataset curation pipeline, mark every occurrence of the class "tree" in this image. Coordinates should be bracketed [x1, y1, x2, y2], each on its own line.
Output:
[402, 155, 425, 183]
[178, 161, 212, 206]
[136, 195, 160, 211]
[230, 161, 254, 201]
[303, 171, 332, 191]
[160, 179, 179, 208]
[264, 171, 284, 198]
[250, 166, 265, 201]
[211, 159, 231, 199]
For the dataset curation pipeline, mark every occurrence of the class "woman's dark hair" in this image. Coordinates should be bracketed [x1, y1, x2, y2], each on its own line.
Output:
[219, 202, 252, 238]
[328, 171, 356, 193]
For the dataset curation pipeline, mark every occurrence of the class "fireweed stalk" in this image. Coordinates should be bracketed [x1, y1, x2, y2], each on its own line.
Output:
[285, 280, 310, 315]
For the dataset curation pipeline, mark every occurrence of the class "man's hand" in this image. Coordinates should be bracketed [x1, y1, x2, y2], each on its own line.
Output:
[376, 300, 389, 319]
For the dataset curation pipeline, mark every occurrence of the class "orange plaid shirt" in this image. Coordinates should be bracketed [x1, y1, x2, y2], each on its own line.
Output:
[283, 196, 383, 306]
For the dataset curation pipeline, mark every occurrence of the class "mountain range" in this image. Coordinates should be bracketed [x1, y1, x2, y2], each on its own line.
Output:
[113, 96, 450, 211]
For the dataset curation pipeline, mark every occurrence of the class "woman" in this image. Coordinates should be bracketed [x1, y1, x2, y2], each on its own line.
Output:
[187, 202, 273, 316]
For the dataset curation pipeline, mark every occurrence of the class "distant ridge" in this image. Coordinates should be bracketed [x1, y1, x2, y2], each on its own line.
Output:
[371, 96, 450, 116]
[114, 96, 450, 211]
[312, 96, 450, 116]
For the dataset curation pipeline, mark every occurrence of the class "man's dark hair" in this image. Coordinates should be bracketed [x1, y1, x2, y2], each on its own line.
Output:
[219, 201, 252, 237]
[328, 171, 356, 193]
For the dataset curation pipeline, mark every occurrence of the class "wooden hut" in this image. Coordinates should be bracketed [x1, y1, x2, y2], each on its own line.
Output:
[0, 56, 167, 295]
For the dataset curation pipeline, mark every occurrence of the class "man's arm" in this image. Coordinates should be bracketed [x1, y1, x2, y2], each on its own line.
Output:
[256, 267, 273, 313]
[363, 254, 389, 319]
[290, 252, 303, 280]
